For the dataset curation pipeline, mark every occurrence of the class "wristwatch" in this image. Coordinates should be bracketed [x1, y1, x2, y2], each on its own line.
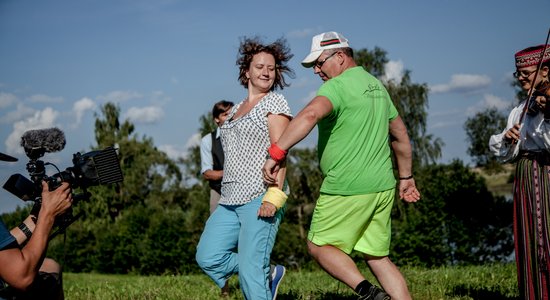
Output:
[18, 222, 33, 240]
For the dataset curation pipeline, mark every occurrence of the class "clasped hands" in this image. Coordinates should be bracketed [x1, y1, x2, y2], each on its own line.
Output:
[258, 158, 282, 218]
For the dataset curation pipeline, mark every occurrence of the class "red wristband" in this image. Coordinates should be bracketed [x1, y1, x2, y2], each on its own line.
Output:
[268, 143, 287, 163]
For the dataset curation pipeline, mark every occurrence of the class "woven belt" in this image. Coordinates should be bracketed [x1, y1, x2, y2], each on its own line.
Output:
[518, 150, 550, 165]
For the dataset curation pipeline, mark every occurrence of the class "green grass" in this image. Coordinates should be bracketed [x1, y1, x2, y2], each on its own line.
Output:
[63, 263, 519, 300]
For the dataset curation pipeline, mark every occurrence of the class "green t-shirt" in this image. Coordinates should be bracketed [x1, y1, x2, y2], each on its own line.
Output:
[317, 66, 398, 195]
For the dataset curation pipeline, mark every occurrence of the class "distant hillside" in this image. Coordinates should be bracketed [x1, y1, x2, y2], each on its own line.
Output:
[472, 164, 514, 199]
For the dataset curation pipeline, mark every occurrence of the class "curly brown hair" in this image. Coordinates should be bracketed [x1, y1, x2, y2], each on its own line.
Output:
[236, 36, 294, 91]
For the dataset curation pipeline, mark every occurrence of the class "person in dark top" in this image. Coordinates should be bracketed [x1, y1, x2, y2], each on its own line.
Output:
[200, 100, 234, 215]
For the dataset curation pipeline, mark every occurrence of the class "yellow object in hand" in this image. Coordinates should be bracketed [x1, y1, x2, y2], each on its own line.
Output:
[261, 186, 288, 209]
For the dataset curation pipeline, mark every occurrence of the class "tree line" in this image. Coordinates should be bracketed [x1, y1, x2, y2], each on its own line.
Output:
[1, 47, 514, 275]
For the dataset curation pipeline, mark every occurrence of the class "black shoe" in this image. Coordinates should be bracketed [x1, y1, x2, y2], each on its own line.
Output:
[220, 281, 229, 297]
[357, 285, 390, 300]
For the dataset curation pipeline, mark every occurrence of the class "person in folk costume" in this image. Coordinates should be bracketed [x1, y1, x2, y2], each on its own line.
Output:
[489, 44, 550, 300]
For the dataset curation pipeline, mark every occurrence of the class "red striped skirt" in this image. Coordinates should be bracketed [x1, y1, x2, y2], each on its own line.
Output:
[513, 155, 550, 300]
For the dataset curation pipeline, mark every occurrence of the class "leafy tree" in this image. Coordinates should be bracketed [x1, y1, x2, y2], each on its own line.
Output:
[464, 108, 507, 171]
[80, 102, 183, 220]
[391, 160, 514, 266]
[355, 47, 388, 78]
[180, 113, 215, 184]
[178, 111, 215, 227]
[48, 102, 191, 274]
[0, 205, 32, 229]
[285, 148, 321, 239]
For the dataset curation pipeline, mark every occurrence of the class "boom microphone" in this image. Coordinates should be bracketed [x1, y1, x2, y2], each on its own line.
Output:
[20, 127, 66, 159]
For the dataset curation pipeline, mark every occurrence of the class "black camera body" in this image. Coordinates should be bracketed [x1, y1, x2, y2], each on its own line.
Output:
[3, 143, 123, 239]
[4, 147, 123, 203]
[2, 128, 124, 239]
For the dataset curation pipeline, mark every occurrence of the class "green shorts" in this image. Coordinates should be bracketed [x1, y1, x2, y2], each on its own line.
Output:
[307, 189, 394, 256]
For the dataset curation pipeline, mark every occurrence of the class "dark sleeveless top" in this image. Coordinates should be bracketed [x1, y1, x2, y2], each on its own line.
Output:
[210, 131, 224, 193]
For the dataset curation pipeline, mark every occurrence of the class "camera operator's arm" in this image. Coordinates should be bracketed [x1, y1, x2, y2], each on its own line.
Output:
[10, 215, 36, 246]
[0, 182, 71, 290]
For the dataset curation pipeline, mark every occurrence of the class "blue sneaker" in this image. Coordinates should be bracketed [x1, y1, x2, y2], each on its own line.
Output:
[270, 265, 285, 300]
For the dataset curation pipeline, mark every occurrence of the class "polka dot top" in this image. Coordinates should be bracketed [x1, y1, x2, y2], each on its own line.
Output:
[219, 92, 292, 205]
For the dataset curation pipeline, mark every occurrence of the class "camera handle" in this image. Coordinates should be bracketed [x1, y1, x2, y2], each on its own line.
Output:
[48, 211, 84, 241]
[48, 190, 90, 241]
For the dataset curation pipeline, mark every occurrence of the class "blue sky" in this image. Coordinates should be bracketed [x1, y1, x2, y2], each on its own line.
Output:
[0, 0, 548, 213]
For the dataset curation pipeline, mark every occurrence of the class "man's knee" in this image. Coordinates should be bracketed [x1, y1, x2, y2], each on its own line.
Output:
[365, 254, 391, 269]
[306, 240, 321, 257]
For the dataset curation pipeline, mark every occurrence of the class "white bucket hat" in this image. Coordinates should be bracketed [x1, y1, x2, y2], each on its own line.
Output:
[302, 31, 350, 68]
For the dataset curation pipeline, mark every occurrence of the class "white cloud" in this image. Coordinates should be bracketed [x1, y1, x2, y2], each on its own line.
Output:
[381, 60, 404, 84]
[72, 97, 97, 128]
[429, 108, 464, 118]
[6, 107, 59, 154]
[466, 94, 513, 116]
[1, 103, 36, 124]
[158, 144, 185, 160]
[157, 132, 201, 160]
[185, 133, 202, 148]
[482, 94, 511, 109]
[430, 74, 491, 94]
[97, 90, 142, 103]
[185, 133, 201, 149]
[429, 120, 462, 130]
[0, 92, 17, 109]
[150, 90, 171, 105]
[124, 106, 164, 124]
[28, 94, 64, 103]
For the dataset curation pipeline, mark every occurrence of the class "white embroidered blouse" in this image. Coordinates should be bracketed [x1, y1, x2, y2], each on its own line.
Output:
[489, 99, 550, 163]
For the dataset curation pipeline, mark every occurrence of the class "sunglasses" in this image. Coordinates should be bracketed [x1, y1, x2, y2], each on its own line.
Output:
[314, 51, 339, 69]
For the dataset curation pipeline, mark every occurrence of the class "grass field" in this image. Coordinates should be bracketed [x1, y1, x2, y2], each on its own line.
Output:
[63, 263, 519, 300]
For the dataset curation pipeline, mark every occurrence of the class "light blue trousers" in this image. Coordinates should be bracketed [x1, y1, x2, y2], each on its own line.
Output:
[196, 195, 284, 300]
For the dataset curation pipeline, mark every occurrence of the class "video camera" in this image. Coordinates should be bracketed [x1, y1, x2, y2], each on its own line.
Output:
[2, 128, 123, 237]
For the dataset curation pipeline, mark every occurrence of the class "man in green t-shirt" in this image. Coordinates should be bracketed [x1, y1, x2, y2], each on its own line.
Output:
[262, 31, 420, 300]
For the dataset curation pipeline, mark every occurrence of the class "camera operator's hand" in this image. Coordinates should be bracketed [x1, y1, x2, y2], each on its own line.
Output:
[38, 181, 72, 220]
